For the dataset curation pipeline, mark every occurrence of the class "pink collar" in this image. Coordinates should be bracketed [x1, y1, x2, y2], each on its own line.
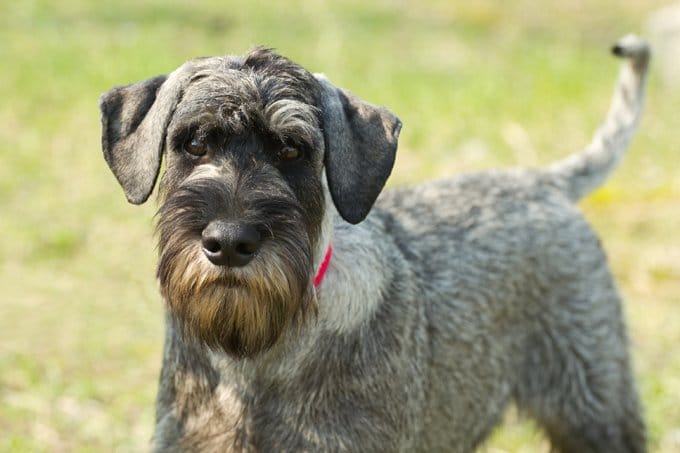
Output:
[313, 245, 333, 288]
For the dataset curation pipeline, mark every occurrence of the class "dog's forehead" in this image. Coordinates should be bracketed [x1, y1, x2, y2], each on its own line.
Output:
[181, 68, 260, 109]
[177, 49, 318, 104]
[167, 50, 321, 137]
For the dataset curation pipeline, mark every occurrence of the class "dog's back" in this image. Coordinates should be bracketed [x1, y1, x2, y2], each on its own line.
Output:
[371, 35, 649, 452]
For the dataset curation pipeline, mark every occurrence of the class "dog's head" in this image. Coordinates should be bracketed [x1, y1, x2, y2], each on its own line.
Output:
[99, 49, 401, 358]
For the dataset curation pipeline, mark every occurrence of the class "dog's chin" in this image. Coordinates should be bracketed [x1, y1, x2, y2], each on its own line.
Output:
[159, 254, 317, 359]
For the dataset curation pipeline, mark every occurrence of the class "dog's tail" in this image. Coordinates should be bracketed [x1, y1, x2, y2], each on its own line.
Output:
[544, 35, 650, 202]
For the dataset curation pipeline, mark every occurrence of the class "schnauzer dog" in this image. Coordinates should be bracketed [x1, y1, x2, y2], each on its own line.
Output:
[99, 35, 649, 452]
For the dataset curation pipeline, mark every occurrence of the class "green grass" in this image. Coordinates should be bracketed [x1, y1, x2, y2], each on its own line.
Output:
[1, 1, 679, 451]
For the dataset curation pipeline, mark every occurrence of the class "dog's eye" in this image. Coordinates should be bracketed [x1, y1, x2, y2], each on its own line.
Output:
[184, 137, 207, 157]
[278, 146, 301, 161]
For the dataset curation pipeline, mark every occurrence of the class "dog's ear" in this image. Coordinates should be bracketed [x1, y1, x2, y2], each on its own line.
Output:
[99, 64, 195, 204]
[315, 75, 401, 224]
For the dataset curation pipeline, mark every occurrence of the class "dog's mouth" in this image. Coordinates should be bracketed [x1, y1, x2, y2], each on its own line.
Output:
[208, 269, 250, 289]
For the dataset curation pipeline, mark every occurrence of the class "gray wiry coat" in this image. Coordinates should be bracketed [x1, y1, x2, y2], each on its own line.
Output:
[99, 37, 649, 452]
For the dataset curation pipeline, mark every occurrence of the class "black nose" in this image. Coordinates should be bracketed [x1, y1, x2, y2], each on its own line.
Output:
[201, 221, 261, 267]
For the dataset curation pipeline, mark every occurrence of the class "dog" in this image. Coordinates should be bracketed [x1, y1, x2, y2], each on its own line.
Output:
[99, 35, 650, 452]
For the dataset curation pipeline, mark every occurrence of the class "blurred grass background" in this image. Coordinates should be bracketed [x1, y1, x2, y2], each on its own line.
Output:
[1, 0, 679, 451]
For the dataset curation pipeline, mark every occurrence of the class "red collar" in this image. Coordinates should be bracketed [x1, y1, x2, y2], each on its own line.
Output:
[313, 245, 333, 288]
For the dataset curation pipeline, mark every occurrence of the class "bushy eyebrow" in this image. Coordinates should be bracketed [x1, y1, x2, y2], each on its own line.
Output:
[263, 99, 321, 149]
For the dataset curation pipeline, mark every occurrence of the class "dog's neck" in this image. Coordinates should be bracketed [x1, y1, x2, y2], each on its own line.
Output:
[301, 196, 394, 339]
[312, 179, 335, 275]
[314, 185, 339, 290]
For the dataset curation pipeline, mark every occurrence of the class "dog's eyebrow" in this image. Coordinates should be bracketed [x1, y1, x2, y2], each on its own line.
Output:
[263, 99, 320, 148]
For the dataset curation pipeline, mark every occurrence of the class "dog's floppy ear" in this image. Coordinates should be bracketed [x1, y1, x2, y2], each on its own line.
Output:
[315, 75, 402, 224]
[99, 64, 195, 204]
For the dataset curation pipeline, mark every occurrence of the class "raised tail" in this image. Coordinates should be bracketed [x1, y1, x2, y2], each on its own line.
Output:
[545, 34, 650, 201]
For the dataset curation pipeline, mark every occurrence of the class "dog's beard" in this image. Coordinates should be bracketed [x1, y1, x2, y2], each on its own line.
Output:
[157, 240, 317, 358]
[155, 170, 323, 358]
